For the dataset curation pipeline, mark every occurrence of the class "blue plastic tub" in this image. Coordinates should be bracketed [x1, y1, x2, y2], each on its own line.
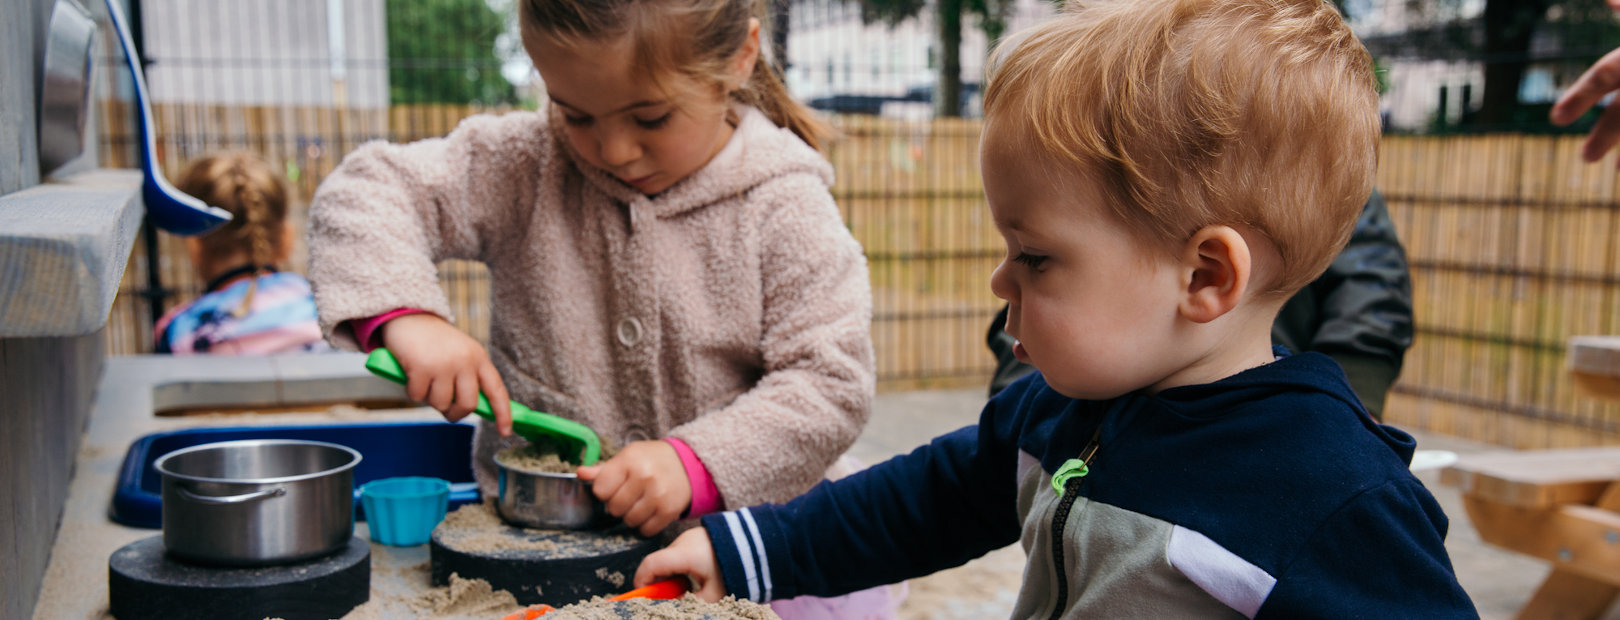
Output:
[110, 421, 480, 528]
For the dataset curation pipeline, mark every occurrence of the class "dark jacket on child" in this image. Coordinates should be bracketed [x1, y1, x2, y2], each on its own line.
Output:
[701, 350, 1476, 618]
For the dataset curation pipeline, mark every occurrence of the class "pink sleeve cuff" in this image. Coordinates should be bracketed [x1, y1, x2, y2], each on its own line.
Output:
[665, 437, 722, 518]
[348, 308, 432, 352]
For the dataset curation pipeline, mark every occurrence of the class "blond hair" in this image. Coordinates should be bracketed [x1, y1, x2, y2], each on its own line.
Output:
[175, 152, 291, 314]
[984, 0, 1379, 296]
[520, 0, 830, 151]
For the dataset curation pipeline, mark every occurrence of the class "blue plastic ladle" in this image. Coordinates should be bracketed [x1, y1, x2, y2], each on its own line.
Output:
[103, 0, 232, 236]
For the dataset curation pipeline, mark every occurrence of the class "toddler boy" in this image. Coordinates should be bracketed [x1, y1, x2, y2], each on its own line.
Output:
[636, 0, 1476, 616]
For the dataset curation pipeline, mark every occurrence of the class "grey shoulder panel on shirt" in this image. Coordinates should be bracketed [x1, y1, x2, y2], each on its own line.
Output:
[1013, 455, 1252, 620]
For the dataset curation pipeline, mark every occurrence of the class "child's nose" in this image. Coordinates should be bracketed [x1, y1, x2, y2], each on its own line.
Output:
[989, 260, 1017, 303]
[598, 129, 640, 168]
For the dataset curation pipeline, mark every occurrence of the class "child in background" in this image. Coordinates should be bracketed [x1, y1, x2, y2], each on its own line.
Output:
[308, 0, 894, 614]
[635, 0, 1477, 617]
[155, 152, 327, 355]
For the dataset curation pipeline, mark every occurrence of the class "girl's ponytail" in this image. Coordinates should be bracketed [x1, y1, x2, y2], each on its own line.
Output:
[736, 56, 831, 152]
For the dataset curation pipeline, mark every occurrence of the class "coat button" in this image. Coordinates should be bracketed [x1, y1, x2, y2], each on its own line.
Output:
[617, 317, 642, 347]
[625, 428, 651, 443]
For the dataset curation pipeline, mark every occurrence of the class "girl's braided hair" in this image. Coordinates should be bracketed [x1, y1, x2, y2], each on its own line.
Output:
[174, 152, 291, 316]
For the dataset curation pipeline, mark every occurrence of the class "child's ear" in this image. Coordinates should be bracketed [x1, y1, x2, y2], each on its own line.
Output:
[1177, 225, 1250, 324]
[730, 18, 762, 90]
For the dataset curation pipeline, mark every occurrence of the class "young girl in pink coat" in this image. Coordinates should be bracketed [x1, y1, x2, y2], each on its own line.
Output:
[308, 0, 895, 616]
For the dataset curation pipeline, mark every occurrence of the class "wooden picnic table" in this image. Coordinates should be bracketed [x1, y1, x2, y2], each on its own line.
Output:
[1439, 335, 1620, 619]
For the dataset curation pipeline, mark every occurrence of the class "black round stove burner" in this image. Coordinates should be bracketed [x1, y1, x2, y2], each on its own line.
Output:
[108, 535, 370, 620]
[429, 504, 662, 607]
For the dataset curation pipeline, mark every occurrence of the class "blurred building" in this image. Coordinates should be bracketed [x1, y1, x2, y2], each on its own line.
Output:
[781, 0, 1054, 118]
[140, 0, 388, 108]
[1353, 0, 1620, 132]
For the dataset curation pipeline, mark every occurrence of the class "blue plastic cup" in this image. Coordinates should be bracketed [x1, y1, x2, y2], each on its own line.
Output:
[360, 476, 450, 546]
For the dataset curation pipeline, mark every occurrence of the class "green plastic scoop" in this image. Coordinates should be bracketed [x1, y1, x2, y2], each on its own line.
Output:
[365, 348, 602, 466]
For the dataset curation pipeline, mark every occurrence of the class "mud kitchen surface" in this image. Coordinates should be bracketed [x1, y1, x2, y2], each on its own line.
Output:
[30, 353, 1024, 620]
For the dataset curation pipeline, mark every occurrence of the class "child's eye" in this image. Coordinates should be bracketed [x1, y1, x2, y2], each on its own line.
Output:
[1013, 252, 1048, 269]
[635, 113, 672, 130]
[563, 115, 592, 127]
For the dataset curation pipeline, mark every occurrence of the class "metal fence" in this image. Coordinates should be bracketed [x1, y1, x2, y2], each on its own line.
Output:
[93, 0, 1620, 445]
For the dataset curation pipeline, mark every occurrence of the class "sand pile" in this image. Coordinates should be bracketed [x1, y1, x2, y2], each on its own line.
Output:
[432, 499, 644, 557]
[539, 593, 781, 619]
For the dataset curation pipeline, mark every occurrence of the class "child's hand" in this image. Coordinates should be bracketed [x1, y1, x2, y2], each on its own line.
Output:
[380, 313, 514, 435]
[634, 527, 726, 602]
[577, 440, 692, 537]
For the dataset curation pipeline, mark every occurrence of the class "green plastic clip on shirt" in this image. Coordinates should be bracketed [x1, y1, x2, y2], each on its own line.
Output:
[1052, 458, 1090, 495]
[1053, 425, 1103, 496]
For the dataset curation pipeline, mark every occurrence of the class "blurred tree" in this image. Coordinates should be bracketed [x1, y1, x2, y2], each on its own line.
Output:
[850, 0, 1014, 117]
[1365, 0, 1620, 130]
[771, 0, 791, 75]
[386, 0, 516, 105]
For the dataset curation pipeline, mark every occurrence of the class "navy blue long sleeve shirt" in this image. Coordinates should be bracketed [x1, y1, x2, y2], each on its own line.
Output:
[701, 351, 1476, 618]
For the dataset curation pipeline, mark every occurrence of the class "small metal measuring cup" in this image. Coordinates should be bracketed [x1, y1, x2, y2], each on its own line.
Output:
[494, 454, 607, 530]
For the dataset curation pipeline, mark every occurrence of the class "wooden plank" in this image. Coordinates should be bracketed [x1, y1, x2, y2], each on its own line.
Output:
[1516, 571, 1620, 620]
[1443, 448, 1620, 507]
[1462, 497, 1620, 584]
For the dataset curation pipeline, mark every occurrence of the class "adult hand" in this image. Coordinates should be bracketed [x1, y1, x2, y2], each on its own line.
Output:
[1551, 45, 1620, 165]
[379, 313, 513, 435]
[578, 440, 692, 537]
[634, 527, 727, 602]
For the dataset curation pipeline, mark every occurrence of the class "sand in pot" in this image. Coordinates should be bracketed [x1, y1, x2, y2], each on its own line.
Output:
[539, 593, 782, 620]
[496, 436, 620, 474]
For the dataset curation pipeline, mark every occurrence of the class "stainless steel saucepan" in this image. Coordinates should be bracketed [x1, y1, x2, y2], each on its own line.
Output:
[155, 439, 361, 566]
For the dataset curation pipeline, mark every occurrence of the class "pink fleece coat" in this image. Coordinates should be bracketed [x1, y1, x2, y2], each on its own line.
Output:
[308, 107, 875, 508]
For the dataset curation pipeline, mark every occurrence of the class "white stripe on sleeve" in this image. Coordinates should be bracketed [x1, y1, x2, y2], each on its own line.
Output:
[723, 511, 761, 601]
[739, 507, 773, 601]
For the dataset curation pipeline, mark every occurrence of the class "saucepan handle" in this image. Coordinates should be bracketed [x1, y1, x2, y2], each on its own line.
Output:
[176, 486, 286, 505]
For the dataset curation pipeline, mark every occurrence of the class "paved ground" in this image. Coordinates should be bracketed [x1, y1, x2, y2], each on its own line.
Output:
[856, 388, 1620, 620]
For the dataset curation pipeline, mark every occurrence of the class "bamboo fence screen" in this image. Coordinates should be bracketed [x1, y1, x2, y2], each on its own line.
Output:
[100, 103, 1620, 448]
[1380, 135, 1620, 448]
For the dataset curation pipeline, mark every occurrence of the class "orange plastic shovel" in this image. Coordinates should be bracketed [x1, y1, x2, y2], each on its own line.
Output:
[499, 579, 691, 619]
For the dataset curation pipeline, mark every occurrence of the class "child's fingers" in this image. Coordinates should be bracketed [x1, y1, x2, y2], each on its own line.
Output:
[633, 531, 723, 601]
[602, 475, 645, 519]
[426, 374, 457, 416]
[404, 373, 429, 404]
[621, 497, 660, 533]
[479, 363, 513, 436]
[635, 503, 679, 537]
[633, 549, 685, 589]
[634, 550, 705, 593]
[589, 460, 629, 503]
[450, 372, 480, 420]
